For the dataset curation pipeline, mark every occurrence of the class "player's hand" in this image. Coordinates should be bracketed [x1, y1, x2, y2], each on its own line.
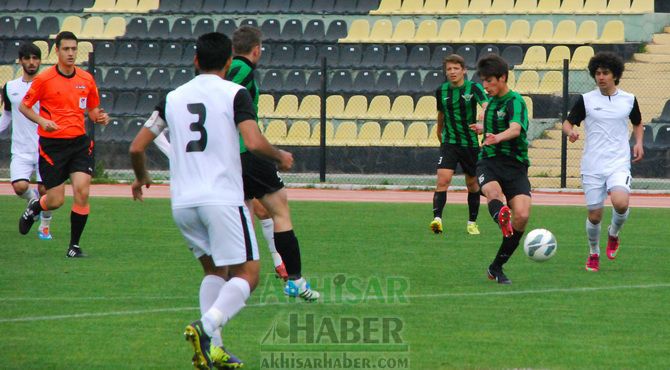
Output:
[96, 109, 110, 126]
[40, 119, 59, 132]
[482, 133, 499, 146]
[567, 130, 579, 143]
[131, 177, 151, 201]
[632, 143, 644, 163]
[469, 123, 483, 135]
[277, 149, 293, 171]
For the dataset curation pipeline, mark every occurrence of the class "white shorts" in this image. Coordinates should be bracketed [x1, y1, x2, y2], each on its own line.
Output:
[172, 205, 259, 266]
[10, 152, 41, 183]
[582, 170, 631, 209]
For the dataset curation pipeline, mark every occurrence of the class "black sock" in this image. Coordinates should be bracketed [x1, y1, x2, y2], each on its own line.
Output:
[467, 191, 480, 222]
[492, 229, 524, 268]
[488, 199, 505, 224]
[70, 211, 88, 247]
[274, 230, 302, 279]
[432, 191, 447, 218]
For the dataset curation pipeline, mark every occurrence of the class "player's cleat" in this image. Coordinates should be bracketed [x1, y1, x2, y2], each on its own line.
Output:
[38, 227, 53, 240]
[606, 232, 620, 260]
[184, 320, 213, 370]
[275, 262, 288, 281]
[430, 217, 443, 234]
[19, 198, 39, 235]
[210, 345, 244, 369]
[585, 253, 600, 272]
[497, 205, 513, 237]
[284, 278, 320, 302]
[466, 222, 480, 235]
[66, 245, 86, 258]
[487, 265, 511, 285]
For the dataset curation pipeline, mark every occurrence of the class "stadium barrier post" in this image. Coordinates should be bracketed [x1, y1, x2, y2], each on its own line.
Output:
[560, 58, 569, 188]
[320, 56, 327, 183]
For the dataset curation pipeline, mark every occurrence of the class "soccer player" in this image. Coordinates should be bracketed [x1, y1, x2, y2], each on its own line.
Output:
[473, 54, 532, 285]
[430, 54, 488, 236]
[17, 32, 109, 258]
[1, 43, 54, 240]
[129, 32, 293, 370]
[562, 52, 644, 272]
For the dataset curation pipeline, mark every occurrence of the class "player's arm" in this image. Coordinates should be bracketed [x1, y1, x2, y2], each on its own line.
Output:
[474, 83, 489, 121]
[129, 110, 166, 201]
[483, 98, 526, 146]
[630, 97, 644, 163]
[435, 89, 444, 143]
[87, 107, 110, 126]
[563, 95, 585, 143]
[19, 79, 59, 131]
[0, 85, 12, 132]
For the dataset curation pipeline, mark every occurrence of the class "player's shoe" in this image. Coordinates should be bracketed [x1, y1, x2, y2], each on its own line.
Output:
[430, 217, 443, 234]
[497, 205, 513, 237]
[38, 227, 53, 240]
[184, 320, 213, 370]
[275, 262, 288, 281]
[606, 231, 620, 260]
[466, 222, 480, 235]
[284, 278, 320, 302]
[19, 198, 39, 235]
[66, 245, 86, 258]
[487, 265, 511, 285]
[210, 345, 243, 369]
[585, 253, 600, 272]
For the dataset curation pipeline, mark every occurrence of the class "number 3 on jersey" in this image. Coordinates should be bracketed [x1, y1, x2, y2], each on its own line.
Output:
[186, 103, 207, 152]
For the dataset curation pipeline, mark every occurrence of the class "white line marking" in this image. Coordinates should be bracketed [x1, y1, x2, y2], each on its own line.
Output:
[1, 283, 668, 323]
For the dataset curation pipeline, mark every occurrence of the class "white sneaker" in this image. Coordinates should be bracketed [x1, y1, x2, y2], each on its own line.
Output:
[284, 277, 320, 302]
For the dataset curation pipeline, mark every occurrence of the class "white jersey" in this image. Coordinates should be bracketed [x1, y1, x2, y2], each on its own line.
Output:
[567, 88, 642, 176]
[1, 77, 40, 155]
[146, 74, 256, 209]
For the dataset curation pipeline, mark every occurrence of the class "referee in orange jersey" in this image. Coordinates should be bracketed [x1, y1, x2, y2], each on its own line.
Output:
[18, 31, 109, 258]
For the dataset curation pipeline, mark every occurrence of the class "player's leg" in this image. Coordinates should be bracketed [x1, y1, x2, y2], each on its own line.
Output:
[253, 198, 287, 279]
[431, 143, 457, 234]
[10, 153, 39, 200]
[462, 146, 481, 235]
[583, 174, 607, 271]
[35, 158, 53, 240]
[489, 193, 531, 280]
[605, 171, 632, 260]
[67, 171, 91, 257]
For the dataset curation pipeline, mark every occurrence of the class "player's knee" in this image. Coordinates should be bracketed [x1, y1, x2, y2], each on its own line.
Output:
[254, 206, 271, 219]
[12, 182, 28, 196]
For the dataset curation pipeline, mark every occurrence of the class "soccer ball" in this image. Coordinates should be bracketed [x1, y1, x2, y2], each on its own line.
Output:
[523, 229, 557, 262]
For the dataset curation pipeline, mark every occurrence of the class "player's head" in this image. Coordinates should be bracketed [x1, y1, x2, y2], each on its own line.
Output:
[232, 26, 262, 64]
[195, 32, 233, 73]
[588, 51, 624, 88]
[55, 31, 78, 67]
[443, 54, 466, 85]
[477, 54, 509, 97]
[18, 43, 42, 76]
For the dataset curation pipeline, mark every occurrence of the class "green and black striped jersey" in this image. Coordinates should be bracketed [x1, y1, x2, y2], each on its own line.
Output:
[435, 80, 488, 148]
[226, 56, 259, 153]
[480, 90, 530, 166]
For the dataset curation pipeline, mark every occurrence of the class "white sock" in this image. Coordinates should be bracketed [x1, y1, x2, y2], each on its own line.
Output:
[19, 187, 35, 201]
[260, 218, 283, 267]
[40, 211, 52, 229]
[609, 208, 629, 237]
[199, 275, 226, 346]
[586, 218, 601, 255]
[201, 277, 251, 338]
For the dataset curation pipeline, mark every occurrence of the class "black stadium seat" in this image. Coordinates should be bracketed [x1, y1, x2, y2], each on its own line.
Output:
[148, 18, 170, 39]
[225, 0, 248, 13]
[261, 19, 281, 41]
[325, 19, 347, 40]
[124, 119, 146, 142]
[407, 45, 430, 68]
[171, 17, 193, 40]
[261, 70, 284, 92]
[94, 41, 115, 64]
[136, 91, 160, 115]
[103, 67, 126, 89]
[193, 18, 214, 37]
[0, 16, 16, 37]
[338, 45, 362, 68]
[217, 19, 236, 36]
[376, 70, 399, 93]
[654, 124, 670, 148]
[180, 0, 203, 12]
[353, 70, 375, 94]
[202, 0, 224, 12]
[294, 44, 317, 67]
[125, 68, 148, 89]
[285, 70, 307, 92]
[431, 45, 454, 68]
[303, 19, 325, 42]
[385, 45, 407, 68]
[272, 44, 295, 67]
[282, 19, 304, 41]
[171, 68, 193, 87]
[329, 70, 353, 93]
[289, 0, 313, 13]
[479, 44, 500, 60]
[38, 16, 59, 36]
[114, 91, 138, 114]
[125, 17, 149, 38]
[305, 70, 323, 92]
[312, 0, 334, 12]
[160, 42, 183, 66]
[652, 100, 670, 123]
[246, 0, 269, 13]
[240, 19, 258, 28]
[98, 90, 114, 111]
[259, 44, 272, 66]
[399, 70, 422, 94]
[136, 42, 160, 65]
[502, 45, 524, 68]
[28, 0, 52, 11]
[114, 41, 138, 64]
[99, 118, 126, 143]
[456, 45, 477, 69]
[423, 71, 444, 92]
[181, 42, 196, 64]
[319, 44, 338, 66]
[361, 44, 385, 67]
[148, 68, 171, 89]
[16, 16, 38, 38]
[159, 0, 181, 13]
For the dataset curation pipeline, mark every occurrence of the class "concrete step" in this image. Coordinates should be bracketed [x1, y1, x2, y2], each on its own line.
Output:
[530, 176, 581, 189]
[645, 44, 670, 54]
[664, 26, 670, 33]
[624, 62, 670, 73]
[633, 53, 670, 63]
[652, 33, 670, 45]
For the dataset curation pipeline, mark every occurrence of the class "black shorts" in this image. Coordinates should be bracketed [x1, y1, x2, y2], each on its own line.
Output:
[437, 143, 479, 177]
[38, 135, 94, 190]
[476, 156, 531, 200]
[241, 151, 284, 200]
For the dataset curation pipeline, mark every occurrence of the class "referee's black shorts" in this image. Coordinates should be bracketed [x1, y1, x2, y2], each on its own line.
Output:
[38, 135, 94, 189]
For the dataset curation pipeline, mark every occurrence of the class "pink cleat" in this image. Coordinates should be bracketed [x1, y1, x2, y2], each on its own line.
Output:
[585, 254, 600, 272]
[606, 234, 620, 260]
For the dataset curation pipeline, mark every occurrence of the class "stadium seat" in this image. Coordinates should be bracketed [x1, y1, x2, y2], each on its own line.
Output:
[630, 0, 654, 13]
[365, 96, 391, 119]
[126, 67, 148, 89]
[32, 41, 50, 63]
[51, 15, 81, 38]
[75, 41, 93, 64]
[0, 16, 15, 38]
[38, 16, 59, 37]
[423, 0, 446, 13]
[260, 70, 283, 93]
[80, 16, 104, 39]
[125, 18, 149, 38]
[181, 42, 196, 65]
[273, 95, 299, 118]
[431, 45, 454, 68]
[654, 125, 670, 148]
[258, 94, 275, 117]
[488, 0, 514, 13]
[294, 44, 317, 67]
[93, 41, 114, 64]
[98, 90, 114, 111]
[353, 70, 376, 94]
[160, 42, 183, 66]
[309, 121, 334, 144]
[357, 121, 381, 145]
[506, 19, 531, 43]
[99, 118, 126, 143]
[85, 0, 115, 12]
[216, 19, 236, 35]
[339, 45, 363, 67]
[468, 0, 493, 13]
[332, 121, 358, 146]
[325, 95, 344, 118]
[439, 20, 464, 43]
[538, 71, 563, 94]
[224, 0, 248, 13]
[368, 19, 393, 43]
[171, 17, 193, 40]
[361, 44, 385, 67]
[264, 120, 288, 144]
[414, 96, 436, 120]
[272, 44, 295, 67]
[385, 45, 408, 67]
[357, 0, 381, 12]
[414, 20, 438, 42]
[456, 45, 477, 69]
[479, 44, 500, 60]
[261, 19, 281, 41]
[545, 45, 571, 69]
[523, 96, 534, 119]
[158, 0, 181, 12]
[407, 45, 430, 68]
[103, 67, 126, 89]
[425, 124, 440, 146]
[581, 0, 607, 14]
[312, 0, 334, 12]
[171, 68, 193, 87]
[330, 70, 353, 93]
[443, 0, 469, 13]
[399, 71, 422, 94]
[102, 16, 126, 39]
[136, 0, 159, 12]
[286, 121, 311, 145]
[370, 0, 400, 14]
[381, 121, 405, 146]
[295, 95, 320, 119]
[405, 121, 429, 146]
[604, 0, 631, 13]
[259, 44, 272, 66]
[575, 20, 598, 43]
[556, 0, 580, 13]
[516, 45, 547, 70]
[148, 18, 170, 39]
[376, 71, 399, 93]
[341, 95, 367, 119]
[284, 70, 307, 93]
[266, 0, 286, 13]
[513, 0, 537, 13]
[326, 19, 348, 41]
[423, 71, 444, 92]
[553, 20, 577, 44]
[136, 91, 159, 115]
[599, 20, 625, 43]
[124, 119, 146, 142]
[652, 100, 670, 123]
[459, 19, 485, 43]
[4, 0, 26, 11]
[135, 42, 160, 66]
[289, 0, 313, 12]
[528, 20, 553, 43]
[113, 41, 138, 64]
[569, 46, 594, 70]
[339, 19, 369, 43]
[181, 0, 203, 12]
[390, 95, 415, 120]
[303, 20, 325, 42]
[193, 18, 215, 37]
[514, 71, 540, 94]
[114, 91, 138, 114]
[482, 19, 506, 43]
[70, 0, 96, 10]
[391, 19, 416, 43]
[318, 44, 338, 66]
[16, 16, 38, 38]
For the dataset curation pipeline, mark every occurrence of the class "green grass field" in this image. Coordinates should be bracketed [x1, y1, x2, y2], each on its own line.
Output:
[1, 195, 669, 369]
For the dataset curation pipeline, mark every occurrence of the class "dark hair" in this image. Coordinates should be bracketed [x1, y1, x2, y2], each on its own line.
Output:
[588, 52, 624, 85]
[18, 43, 41, 59]
[443, 54, 465, 70]
[55, 31, 78, 48]
[195, 32, 232, 71]
[232, 26, 262, 55]
[477, 54, 509, 81]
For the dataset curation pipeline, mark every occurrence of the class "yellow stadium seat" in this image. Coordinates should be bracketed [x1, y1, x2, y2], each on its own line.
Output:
[552, 20, 577, 44]
[528, 20, 553, 43]
[381, 121, 406, 146]
[286, 120, 311, 145]
[115, 0, 140, 12]
[391, 19, 416, 43]
[482, 19, 507, 43]
[264, 120, 288, 144]
[370, 0, 400, 14]
[396, 0, 424, 14]
[51, 16, 82, 38]
[437, 19, 461, 42]
[506, 19, 531, 43]
[136, 0, 160, 12]
[514, 71, 540, 94]
[33, 40, 49, 61]
[569, 46, 594, 70]
[413, 96, 437, 120]
[75, 41, 93, 64]
[273, 95, 299, 118]
[459, 19, 485, 43]
[423, 0, 446, 13]
[357, 121, 381, 145]
[309, 121, 334, 144]
[84, 0, 115, 12]
[581, 0, 607, 13]
[368, 19, 393, 43]
[533, 0, 560, 13]
[103, 17, 126, 39]
[415, 20, 438, 42]
[513, 0, 537, 13]
[523, 96, 534, 119]
[325, 95, 345, 118]
[538, 71, 563, 94]
[468, 0, 492, 13]
[545, 45, 571, 69]
[80, 16, 104, 39]
[443, 0, 469, 13]
[0, 66, 13, 87]
[389, 95, 415, 120]
[258, 94, 275, 117]
[46, 44, 58, 64]
[604, 0, 631, 13]
[342, 95, 368, 119]
[424, 124, 440, 146]
[557, 0, 582, 13]
[488, 0, 514, 13]
[575, 20, 598, 43]
[599, 20, 625, 43]
[295, 95, 321, 119]
[515, 45, 547, 70]
[507, 70, 516, 89]
[339, 19, 370, 43]
[630, 0, 654, 13]
[365, 96, 391, 120]
[405, 121, 429, 146]
[332, 121, 358, 146]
